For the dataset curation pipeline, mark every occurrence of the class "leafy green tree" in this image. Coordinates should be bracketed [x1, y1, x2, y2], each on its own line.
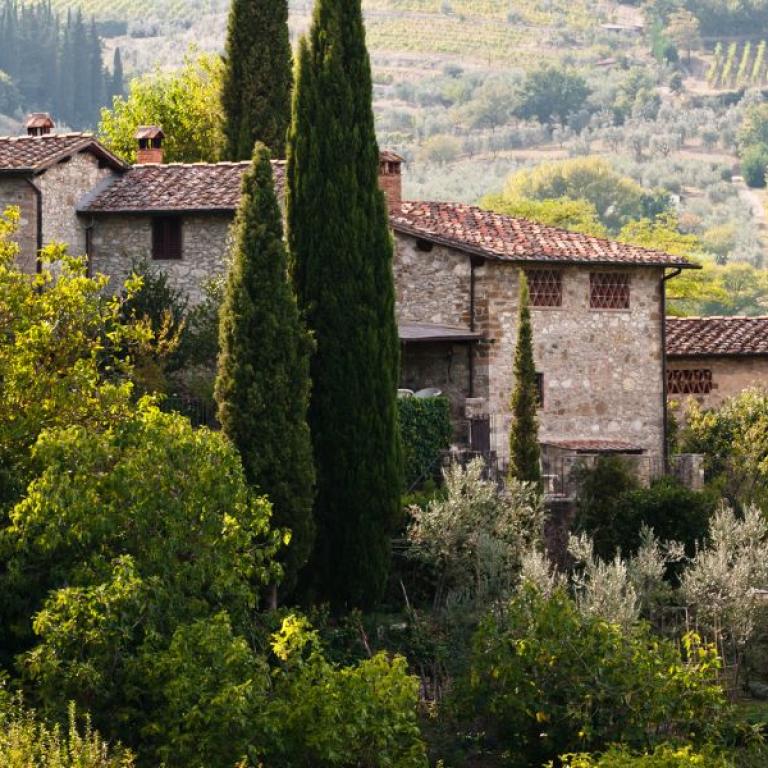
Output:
[215, 144, 315, 597]
[667, 261, 768, 316]
[5, 403, 281, 758]
[287, 0, 402, 608]
[481, 194, 608, 237]
[665, 10, 701, 63]
[680, 388, 768, 507]
[508, 272, 540, 485]
[99, 53, 223, 163]
[459, 587, 726, 768]
[501, 157, 664, 232]
[738, 103, 768, 150]
[740, 143, 768, 188]
[221, 0, 292, 159]
[0, 208, 144, 515]
[514, 65, 590, 125]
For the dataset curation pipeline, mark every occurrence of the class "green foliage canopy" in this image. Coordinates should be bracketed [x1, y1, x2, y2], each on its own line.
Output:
[514, 65, 591, 125]
[99, 53, 223, 163]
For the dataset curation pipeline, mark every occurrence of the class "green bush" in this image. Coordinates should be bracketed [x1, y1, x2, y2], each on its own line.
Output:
[398, 396, 452, 488]
[457, 587, 727, 768]
[574, 462, 716, 560]
[559, 744, 733, 767]
[0, 698, 133, 767]
[740, 144, 768, 188]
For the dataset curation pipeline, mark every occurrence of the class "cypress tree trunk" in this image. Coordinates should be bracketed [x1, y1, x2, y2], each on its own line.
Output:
[221, 0, 292, 160]
[286, 0, 402, 609]
[215, 143, 315, 597]
[508, 271, 541, 485]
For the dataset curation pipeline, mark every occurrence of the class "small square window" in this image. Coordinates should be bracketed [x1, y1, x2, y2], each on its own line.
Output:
[152, 217, 182, 260]
[667, 369, 713, 395]
[590, 272, 630, 309]
[527, 269, 562, 307]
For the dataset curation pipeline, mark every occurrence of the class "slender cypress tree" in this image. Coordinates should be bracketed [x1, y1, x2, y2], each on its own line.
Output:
[508, 271, 541, 484]
[111, 48, 124, 100]
[286, 0, 402, 608]
[221, 0, 292, 160]
[215, 143, 315, 598]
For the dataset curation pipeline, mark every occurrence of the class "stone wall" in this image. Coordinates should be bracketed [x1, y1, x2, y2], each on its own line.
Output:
[668, 355, 768, 412]
[400, 341, 472, 439]
[90, 212, 233, 303]
[394, 234, 472, 327]
[40, 151, 114, 256]
[478, 264, 666, 464]
[0, 176, 37, 273]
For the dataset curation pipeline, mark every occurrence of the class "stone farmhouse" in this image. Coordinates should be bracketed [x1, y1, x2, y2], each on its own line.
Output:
[667, 316, 768, 411]
[0, 116, 698, 484]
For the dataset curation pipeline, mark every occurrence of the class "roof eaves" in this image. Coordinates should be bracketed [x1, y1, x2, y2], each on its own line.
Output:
[31, 138, 128, 173]
[79, 206, 237, 216]
[391, 221, 697, 269]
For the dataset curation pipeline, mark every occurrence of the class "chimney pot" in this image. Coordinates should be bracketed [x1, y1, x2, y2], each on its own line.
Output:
[379, 150, 403, 210]
[26, 113, 55, 136]
[135, 125, 165, 164]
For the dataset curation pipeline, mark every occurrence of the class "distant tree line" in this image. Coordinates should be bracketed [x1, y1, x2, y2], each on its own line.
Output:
[0, 0, 123, 129]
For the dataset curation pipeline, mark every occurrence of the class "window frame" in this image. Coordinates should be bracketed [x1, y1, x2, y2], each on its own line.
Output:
[535, 372, 544, 408]
[589, 271, 631, 310]
[151, 216, 183, 261]
[526, 268, 563, 308]
[667, 368, 714, 395]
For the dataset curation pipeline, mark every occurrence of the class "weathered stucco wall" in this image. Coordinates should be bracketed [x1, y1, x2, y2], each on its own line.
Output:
[40, 151, 114, 255]
[89, 213, 233, 303]
[0, 176, 37, 273]
[668, 355, 768, 412]
[478, 264, 666, 464]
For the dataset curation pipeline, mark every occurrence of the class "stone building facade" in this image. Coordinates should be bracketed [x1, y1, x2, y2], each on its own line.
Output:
[667, 316, 768, 412]
[0, 119, 697, 477]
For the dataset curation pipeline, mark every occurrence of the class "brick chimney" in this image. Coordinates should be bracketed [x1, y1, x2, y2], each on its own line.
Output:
[135, 125, 165, 164]
[379, 150, 403, 209]
[26, 113, 55, 136]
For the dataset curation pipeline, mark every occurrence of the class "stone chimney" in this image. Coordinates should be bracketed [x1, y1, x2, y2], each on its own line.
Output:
[26, 113, 55, 137]
[379, 150, 403, 209]
[135, 125, 165, 164]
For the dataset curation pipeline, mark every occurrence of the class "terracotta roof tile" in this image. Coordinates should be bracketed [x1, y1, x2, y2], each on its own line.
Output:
[0, 133, 126, 172]
[666, 316, 768, 356]
[81, 161, 286, 213]
[391, 201, 695, 267]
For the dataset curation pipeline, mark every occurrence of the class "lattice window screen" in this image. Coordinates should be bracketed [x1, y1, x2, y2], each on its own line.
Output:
[667, 369, 713, 394]
[590, 272, 630, 309]
[527, 269, 562, 307]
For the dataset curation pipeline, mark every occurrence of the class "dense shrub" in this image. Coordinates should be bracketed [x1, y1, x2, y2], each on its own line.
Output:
[458, 587, 726, 768]
[740, 144, 768, 188]
[574, 463, 715, 560]
[398, 396, 452, 488]
[0, 699, 133, 767]
[559, 744, 733, 767]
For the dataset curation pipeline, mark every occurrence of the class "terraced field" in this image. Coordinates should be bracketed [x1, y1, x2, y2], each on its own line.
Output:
[23, 0, 623, 71]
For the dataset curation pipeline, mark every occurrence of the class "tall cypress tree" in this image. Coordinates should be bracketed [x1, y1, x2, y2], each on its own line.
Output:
[215, 143, 315, 598]
[508, 271, 541, 485]
[287, 0, 402, 608]
[111, 47, 124, 100]
[221, 0, 292, 160]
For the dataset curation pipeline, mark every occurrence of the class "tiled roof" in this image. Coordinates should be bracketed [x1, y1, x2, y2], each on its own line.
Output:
[542, 439, 645, 453]
[666, 316, 768, 356]
[391, 201, 695, 268]
[81, 161, 286, 213]
[0, 133, 126, 172]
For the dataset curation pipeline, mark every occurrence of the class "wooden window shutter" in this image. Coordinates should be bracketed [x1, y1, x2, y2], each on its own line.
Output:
[152, 217, 182, 260]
